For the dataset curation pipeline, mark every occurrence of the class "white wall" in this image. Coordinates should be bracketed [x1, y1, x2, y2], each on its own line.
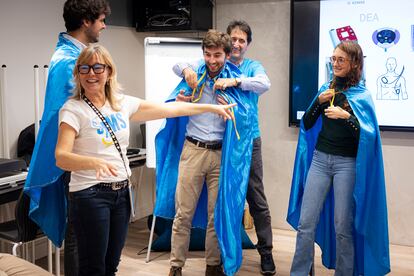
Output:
[0, 0, 155, 222]
[0, 0, 148, 153]
[0, 0, 64, 157]
[0, 0, 413, 247]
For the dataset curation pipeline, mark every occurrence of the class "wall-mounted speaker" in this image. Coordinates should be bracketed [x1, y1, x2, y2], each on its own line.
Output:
[135, 0, 213, 32]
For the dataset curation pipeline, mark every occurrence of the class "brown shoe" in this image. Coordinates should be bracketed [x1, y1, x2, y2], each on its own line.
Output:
[169, 266, 182, 276]
[205, 264, 226, 276]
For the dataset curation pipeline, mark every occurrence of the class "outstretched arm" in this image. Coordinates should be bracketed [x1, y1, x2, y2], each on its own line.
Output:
[130, 100, 236, 122]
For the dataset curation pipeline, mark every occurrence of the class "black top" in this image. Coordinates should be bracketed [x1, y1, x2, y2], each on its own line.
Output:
[303, 77, 360, 157]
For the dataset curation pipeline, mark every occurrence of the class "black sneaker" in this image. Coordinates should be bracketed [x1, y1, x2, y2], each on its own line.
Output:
[169, 266, 182, 276]
[205, 264, 226, 276]
[260, 254, 276, 275]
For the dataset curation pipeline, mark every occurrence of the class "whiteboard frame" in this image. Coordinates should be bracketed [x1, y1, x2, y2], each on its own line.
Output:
[144, 37, 202, 168]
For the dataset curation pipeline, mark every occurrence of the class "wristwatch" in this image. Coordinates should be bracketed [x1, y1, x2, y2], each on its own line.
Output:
[235, 78, 241, 86]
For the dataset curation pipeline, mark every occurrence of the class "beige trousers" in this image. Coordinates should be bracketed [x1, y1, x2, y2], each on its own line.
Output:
[170, 140, 222, 267]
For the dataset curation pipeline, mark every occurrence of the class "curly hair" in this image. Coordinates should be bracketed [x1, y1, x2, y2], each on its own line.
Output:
[63, 0, 111, 32]
[202, 29, 232, 55]
[330, 41, 364, 90]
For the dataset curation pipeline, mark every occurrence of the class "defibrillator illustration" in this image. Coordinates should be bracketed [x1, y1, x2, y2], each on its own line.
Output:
[329, 26, 358, 47]
[372, 27, 400, 52]
[376, 57, 408, 100]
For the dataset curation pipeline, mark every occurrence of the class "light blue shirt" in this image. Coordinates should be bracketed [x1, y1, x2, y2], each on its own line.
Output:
[178, 64, 226, 142]
[173, 59, 271, 138]
[62, 33, 86, 50]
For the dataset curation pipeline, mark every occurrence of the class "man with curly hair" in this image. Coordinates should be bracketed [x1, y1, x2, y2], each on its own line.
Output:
[24, 1, 110, 275]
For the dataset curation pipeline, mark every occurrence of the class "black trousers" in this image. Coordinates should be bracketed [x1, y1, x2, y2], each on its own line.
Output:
[246, 137, 273, 255]
[63, 172, 79, 276]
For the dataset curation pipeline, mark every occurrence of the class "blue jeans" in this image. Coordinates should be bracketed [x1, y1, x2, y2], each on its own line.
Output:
[291, 150, 356, 276]
[70, 185, 131, 276]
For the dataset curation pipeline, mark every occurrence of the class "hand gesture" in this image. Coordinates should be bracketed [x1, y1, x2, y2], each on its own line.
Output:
[183, 68, 198, 89]
[213, 103, 237, 121]
[93, 158, 118, 180]
[318, 89, 334, 104]
[216, 94, 229, 105]
[213, 78, 236, 91]
[176, 89, 192, 102]
[324, 105, 351, 120]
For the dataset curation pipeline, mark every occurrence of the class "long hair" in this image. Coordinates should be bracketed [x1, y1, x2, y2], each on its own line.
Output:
[330, 41, 364, 90]
[72, 45, 122, 111]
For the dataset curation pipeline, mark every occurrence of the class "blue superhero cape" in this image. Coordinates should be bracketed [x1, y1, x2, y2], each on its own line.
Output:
[287, 83, 390, 275]
[24, 33, 81, 247]
[155, 62, 254, 275]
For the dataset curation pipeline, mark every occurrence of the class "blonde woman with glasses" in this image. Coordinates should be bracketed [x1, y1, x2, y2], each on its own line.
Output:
[55, 45, 235, 276]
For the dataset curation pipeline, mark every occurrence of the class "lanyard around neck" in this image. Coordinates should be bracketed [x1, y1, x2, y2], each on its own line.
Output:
[189, 68, 241, 140]
[327, 89, 342, 107]
[191, 70, 207, 103]
[81, 94, 129, 175]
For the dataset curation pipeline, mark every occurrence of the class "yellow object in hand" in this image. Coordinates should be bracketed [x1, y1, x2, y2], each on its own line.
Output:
[326, 89, 335, 107]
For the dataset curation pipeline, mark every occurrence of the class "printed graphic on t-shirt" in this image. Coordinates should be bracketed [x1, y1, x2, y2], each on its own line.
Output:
[91, 112, 127, 146]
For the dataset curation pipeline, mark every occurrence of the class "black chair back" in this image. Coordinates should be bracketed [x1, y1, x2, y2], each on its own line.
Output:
[140, 123, 146, 148]
[14, 192, 40, 242]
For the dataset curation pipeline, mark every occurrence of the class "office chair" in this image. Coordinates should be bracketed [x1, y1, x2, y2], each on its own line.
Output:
[0, 191, 47, 259]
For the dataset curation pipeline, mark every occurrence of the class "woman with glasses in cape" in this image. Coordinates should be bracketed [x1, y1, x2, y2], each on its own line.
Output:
[287, 41, 390, 275]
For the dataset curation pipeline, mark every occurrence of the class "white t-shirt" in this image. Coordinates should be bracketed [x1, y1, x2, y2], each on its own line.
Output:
[59, 94, 141, 192]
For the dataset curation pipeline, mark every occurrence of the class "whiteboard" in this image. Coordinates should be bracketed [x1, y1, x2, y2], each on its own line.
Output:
[144, 37, 202, 168]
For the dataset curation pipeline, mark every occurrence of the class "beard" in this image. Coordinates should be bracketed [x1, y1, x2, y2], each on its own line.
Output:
[85, 28, 99, 43]
[206, 64, 224, 78]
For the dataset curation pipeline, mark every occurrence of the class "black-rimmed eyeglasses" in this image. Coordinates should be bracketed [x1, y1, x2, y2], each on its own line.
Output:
[78, 63, 107, 74]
